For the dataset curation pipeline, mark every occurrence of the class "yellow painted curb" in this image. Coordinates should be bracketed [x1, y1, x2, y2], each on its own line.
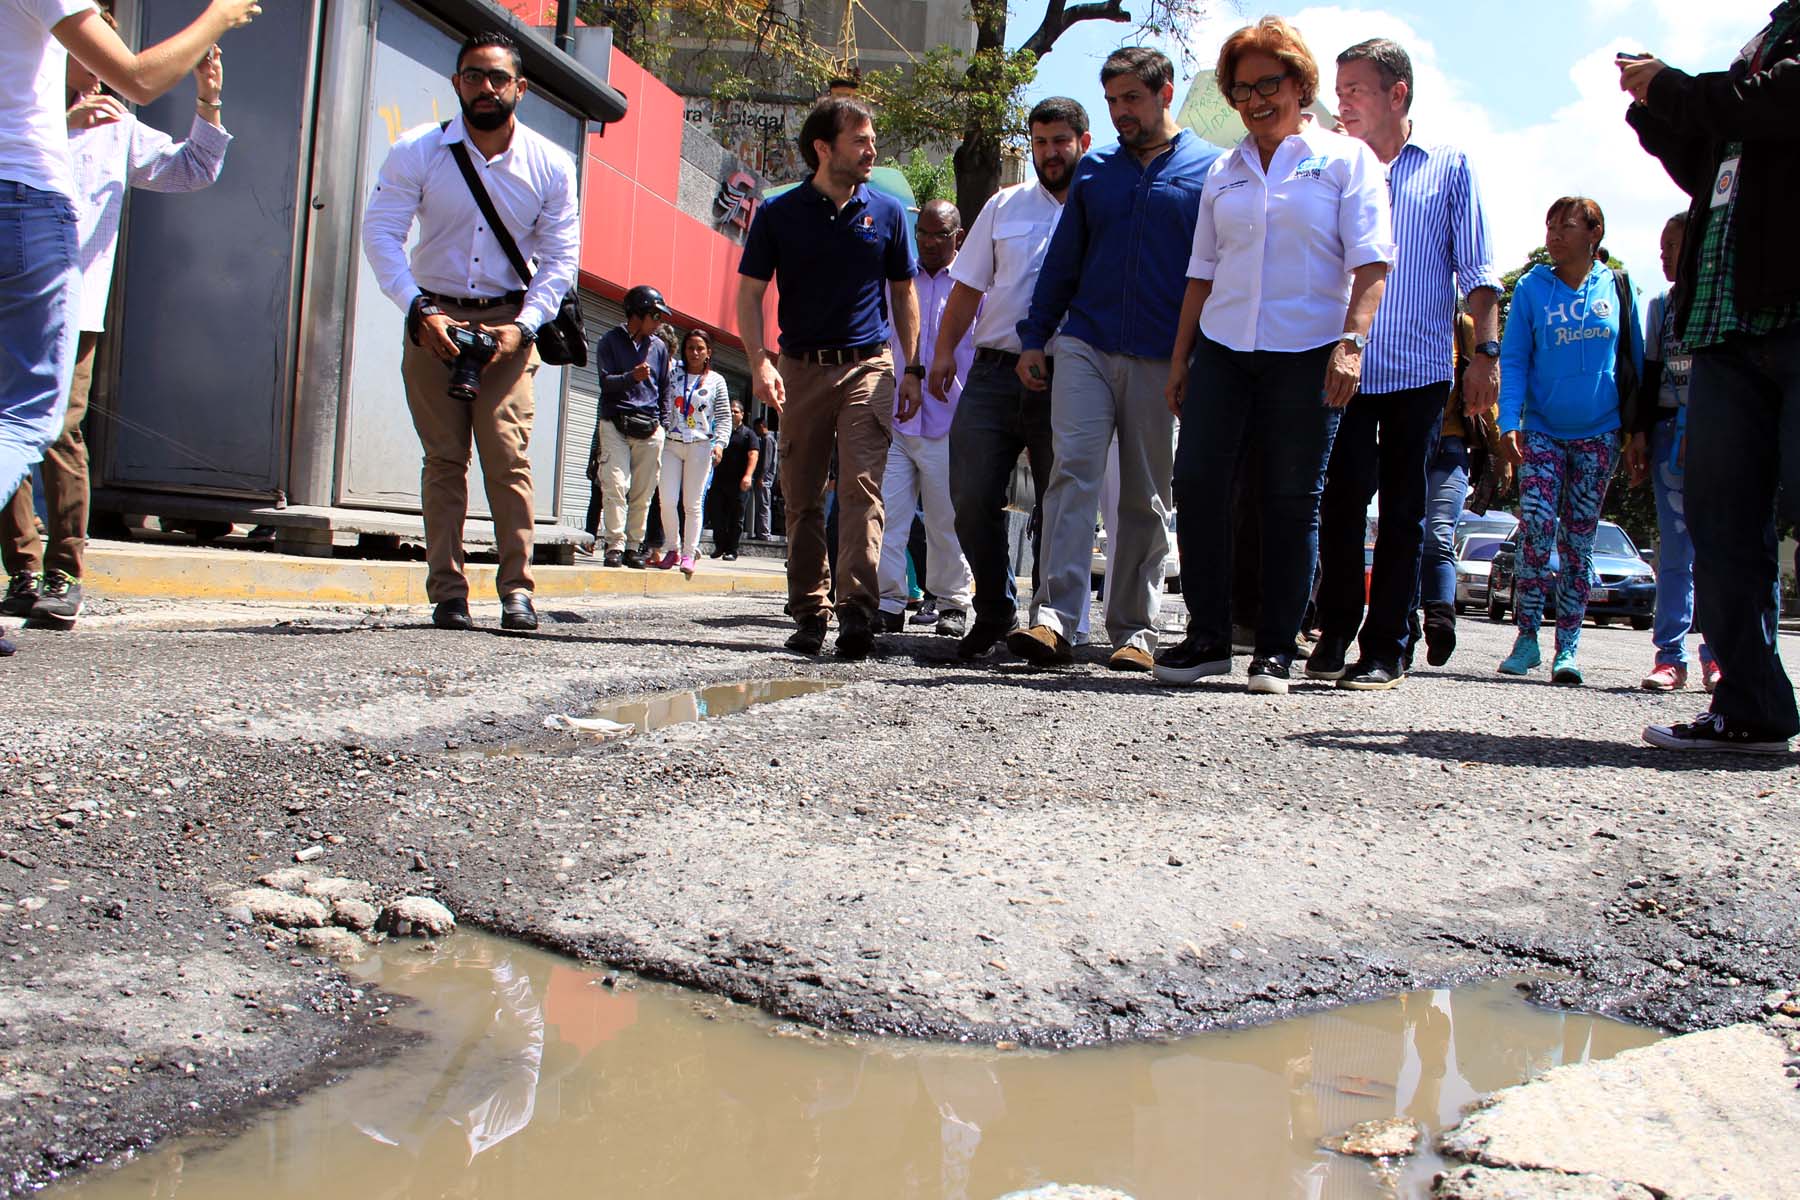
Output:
[84, 544, 787, 605]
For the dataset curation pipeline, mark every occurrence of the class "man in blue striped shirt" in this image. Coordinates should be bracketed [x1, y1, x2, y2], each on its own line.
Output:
[1308, 38, 1502, 690]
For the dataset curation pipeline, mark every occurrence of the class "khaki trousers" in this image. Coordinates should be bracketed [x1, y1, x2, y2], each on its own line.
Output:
[400, 301, 538, 602]
[1, 330, 96, 579]
[597, 417, 664, 551]
[777, 350, 894, 621]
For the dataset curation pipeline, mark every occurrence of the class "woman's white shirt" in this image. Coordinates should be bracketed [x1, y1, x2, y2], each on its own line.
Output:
[664, 366, 731, 446]
[1187, 124, 1394, 354]
[0, 0, 98, 198]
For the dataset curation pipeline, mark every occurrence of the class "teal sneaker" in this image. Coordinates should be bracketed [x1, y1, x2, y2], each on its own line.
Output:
[1551, 648, 1583, 685]
[1498, 634, 1541, 676]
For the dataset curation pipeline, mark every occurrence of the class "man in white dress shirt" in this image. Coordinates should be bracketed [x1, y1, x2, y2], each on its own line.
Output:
[928, 97, 1090, 658]
[876, 198, 975, 640]
[361, 31, 578, 634]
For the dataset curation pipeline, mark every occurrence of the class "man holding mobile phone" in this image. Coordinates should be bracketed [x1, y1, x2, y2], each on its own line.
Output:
[1623, 8, 1800, 754]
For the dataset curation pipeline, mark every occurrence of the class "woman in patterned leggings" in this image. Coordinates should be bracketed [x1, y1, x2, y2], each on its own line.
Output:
[1495, 197, 1643, 684]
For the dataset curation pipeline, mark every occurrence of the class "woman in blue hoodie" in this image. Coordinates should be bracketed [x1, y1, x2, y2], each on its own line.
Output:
[1496, 197, 1643, 683]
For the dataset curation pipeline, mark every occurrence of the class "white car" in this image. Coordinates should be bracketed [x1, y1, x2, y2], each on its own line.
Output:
[1091, 510, 1182, 593]
[1454, 532, 1509, 613]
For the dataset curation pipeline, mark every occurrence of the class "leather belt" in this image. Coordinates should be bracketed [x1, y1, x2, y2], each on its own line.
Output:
[975, 347, 1020, 367]
[422, 289, 525, 310]
[786, 342, 887, 366]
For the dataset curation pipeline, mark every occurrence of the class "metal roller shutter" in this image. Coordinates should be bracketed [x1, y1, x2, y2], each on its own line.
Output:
[561, 290, 626, 530]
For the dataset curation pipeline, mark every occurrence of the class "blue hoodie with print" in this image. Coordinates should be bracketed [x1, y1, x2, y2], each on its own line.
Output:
[1498, 262, 1643, 440]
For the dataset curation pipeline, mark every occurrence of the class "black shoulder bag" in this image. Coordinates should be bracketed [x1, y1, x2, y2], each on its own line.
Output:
[445, 133, 587, 367]
[1610, 267, 1640, 433]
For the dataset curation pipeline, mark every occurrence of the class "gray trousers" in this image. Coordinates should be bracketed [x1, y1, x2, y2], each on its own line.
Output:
[1031, 337, 1174, 653]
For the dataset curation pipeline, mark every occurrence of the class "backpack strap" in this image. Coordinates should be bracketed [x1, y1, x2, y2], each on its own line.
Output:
[444, 126, 534, 291]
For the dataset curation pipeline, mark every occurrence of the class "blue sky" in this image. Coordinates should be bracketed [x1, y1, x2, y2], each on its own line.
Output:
[1017, 0, 1775, 287]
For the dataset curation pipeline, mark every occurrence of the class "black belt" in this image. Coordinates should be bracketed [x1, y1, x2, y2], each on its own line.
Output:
[785, 342, 886, 366]
[975, 347, 1019, 367]
[422, 289, 525, 310]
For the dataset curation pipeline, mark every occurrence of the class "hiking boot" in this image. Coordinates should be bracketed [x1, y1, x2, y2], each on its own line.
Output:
[1246, 656, 1291, 695]
[935, 608, 967, 639]
[1, 571, 38, 618]
[785, 614, 828, 656]
[1153, 634, 1231, 686]
[1107, 644, 1154, 672]
[1339, 660, 1404, 691]
[1422, 601, 1457, 667]
[1498, 634, 1541, 676]
[873, 608, 906, 634]
[1006, 624, 1073, 666]
[836, 607, 875, 660]
[1304, 633, 1351, 681]
[1643, 710, 1793, 755]
[28, 571, 83, 629]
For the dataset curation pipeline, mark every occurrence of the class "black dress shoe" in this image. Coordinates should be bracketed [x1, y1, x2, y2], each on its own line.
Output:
[432, 598, 472, 630]
[500, 591, 538, 632]
[621, 549, 647, 570]
[957, 617, 1015, 660]
[602, 549, 624, 567]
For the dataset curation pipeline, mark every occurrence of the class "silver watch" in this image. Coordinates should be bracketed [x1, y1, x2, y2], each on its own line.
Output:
[1339, 331, 1368, 351]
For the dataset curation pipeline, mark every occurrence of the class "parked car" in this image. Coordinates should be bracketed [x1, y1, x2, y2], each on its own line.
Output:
[1454, 508, 1519, 543]
[1453, 532, 1509, 613]
[1092, 510, 1182, 593]
[1485, 520, 1656, 629]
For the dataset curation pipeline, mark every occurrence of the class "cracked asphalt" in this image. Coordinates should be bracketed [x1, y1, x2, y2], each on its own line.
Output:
[1, 590, 1796, 1194]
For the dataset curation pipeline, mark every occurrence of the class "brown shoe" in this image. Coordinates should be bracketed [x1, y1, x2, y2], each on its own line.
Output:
[1005, 624, 1073, 666]
[1107, 644, 1154, 672]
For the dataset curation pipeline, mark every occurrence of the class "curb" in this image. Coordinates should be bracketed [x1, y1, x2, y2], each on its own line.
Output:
[83, 543, 786, 605]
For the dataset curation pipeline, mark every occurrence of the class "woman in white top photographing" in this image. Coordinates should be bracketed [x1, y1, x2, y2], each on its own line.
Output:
[0, 0, 259, 657]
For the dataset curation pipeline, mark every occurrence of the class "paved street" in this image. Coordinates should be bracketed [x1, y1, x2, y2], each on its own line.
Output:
[1, 591, 1796, 1192]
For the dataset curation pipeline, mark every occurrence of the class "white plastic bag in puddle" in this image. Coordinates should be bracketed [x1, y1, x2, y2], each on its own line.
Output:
[543, 714, 634, 736]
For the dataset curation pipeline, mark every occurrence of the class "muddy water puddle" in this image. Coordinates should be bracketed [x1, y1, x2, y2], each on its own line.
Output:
[58, 932, 1661, 1199]
[585, 677, 843, 735]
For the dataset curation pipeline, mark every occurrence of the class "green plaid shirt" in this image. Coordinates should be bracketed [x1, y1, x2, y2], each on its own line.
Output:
[1684, 3, 1800, 348]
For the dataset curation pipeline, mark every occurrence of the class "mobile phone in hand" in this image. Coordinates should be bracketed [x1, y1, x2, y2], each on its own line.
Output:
[1616, 51, 1652, 62]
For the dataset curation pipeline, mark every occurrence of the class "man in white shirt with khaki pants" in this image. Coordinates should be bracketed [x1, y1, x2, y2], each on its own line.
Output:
[362, 31, 577, 634]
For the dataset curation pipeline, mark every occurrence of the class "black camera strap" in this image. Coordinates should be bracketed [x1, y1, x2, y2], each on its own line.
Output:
[445, 128, 536, 293]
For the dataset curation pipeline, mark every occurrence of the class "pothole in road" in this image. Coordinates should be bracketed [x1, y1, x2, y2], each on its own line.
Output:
[472, 678, 844, 757]
[55, 931, 1663, 1199]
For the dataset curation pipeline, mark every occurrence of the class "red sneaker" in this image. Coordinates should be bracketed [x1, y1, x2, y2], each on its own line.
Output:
[1701, 659, 1722, 694]
[1640, 663, 1688, 691]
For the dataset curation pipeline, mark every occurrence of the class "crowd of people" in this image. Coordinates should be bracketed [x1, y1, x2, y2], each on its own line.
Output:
[1, 4, 1795, 754]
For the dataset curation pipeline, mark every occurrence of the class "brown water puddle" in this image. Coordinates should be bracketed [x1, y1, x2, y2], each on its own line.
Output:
[587, 677, 842, 735]
[56, 932, 1661, 1199]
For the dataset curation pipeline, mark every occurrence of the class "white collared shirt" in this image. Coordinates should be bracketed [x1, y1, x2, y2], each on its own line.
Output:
[949, 178, 1065, 353]
[889, 264, 974, 435]
[361, 114, 579, 330]
[1187, 124, 1394, 353]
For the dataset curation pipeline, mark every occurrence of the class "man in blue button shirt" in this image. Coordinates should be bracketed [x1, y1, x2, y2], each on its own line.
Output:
[1010, 48, 1219, 670]
[592, 283, 672, 569]
[736, 94, 921, 659]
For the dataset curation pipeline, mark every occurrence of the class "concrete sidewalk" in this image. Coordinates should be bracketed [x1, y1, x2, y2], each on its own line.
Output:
[80, 539, 787, 605]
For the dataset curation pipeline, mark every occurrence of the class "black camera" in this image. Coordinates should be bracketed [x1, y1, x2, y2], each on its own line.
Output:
[446, 326, 498, 402]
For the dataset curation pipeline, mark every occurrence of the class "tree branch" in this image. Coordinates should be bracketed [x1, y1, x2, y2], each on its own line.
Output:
[1021, 0, 1131, 59]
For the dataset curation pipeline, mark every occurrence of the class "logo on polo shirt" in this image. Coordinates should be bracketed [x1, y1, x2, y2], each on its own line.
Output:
[1295, 154, 1329, 180]
[854, 212, 879, 242]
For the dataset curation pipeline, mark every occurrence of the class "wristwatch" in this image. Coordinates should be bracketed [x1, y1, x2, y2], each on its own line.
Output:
[1339, 331, 1368, 351]
[1474, 340, 1502, 358]
[512, 321, 537, 343]
[903, 363, 926, 378]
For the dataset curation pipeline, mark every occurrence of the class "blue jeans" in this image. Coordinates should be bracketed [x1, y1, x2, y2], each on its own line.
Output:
[948, 357, 1054, 628]
[1648, 413, 1713, 670]
[0, 181, 80, 503]
[1421, 432, 1468, 609]
[1174, 336, 1338, 658]
[1687, 322, 1800, 736]
[1316, 383, 1449, 664]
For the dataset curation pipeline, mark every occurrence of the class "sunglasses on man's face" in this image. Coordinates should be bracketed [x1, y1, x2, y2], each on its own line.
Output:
[458, 67, 519, 90]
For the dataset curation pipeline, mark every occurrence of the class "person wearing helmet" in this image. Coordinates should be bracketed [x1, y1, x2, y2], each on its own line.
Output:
[592, 283, 672, 567]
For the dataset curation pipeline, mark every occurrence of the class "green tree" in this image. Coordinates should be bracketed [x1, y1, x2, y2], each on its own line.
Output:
[888, 147, 955, 206]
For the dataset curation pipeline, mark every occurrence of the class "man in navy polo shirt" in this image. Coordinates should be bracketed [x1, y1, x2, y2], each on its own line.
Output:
[736, 94, 921, 659]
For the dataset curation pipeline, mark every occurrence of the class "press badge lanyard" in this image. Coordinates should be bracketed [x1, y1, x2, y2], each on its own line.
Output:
[679, 375, 703, 428]
[1713, 20, 1789, 207]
